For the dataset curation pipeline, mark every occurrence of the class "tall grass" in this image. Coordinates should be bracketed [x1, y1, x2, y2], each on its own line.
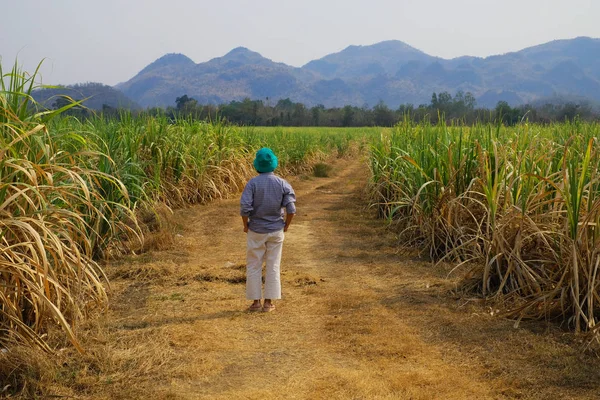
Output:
[1, 61, 369, 354]
[369, 119, 600, 334]
[0, 62, 132, 352]
[48, 119, 363, 207]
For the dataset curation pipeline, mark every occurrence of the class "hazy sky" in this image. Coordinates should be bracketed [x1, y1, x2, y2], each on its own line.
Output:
[1, 0, 599, 86]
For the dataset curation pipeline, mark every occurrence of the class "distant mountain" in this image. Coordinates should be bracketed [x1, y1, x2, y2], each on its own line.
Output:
[33, 82, 139, 110]
[304, 40, 439, 79]
[115, 37, 600, 108]
[117, 48, 318, 107]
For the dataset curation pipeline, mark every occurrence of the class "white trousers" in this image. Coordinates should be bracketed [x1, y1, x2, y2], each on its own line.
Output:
[246, 229, 284, 300]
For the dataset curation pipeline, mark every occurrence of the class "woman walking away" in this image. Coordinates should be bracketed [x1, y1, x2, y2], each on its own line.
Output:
[240, 148, 296, 312]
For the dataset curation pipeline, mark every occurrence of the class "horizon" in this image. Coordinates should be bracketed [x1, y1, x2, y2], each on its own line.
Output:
[6, 35, 598, 87]
[2, 0, 599, 87]
[156, 35, 599, 68]
[107, 35, 600, 88]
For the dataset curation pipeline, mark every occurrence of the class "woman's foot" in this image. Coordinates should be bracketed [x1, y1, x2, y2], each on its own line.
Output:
[262, 301, 275, 312]
[248, 301, 262, 312]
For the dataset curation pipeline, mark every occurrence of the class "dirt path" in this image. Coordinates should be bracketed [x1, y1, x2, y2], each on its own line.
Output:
[86, 158, 599, 400]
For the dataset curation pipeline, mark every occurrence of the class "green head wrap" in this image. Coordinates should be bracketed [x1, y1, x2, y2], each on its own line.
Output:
[253, 148, 278, 173]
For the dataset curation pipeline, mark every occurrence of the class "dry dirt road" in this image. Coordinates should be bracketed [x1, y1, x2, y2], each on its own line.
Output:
[76, 157, 599, 399]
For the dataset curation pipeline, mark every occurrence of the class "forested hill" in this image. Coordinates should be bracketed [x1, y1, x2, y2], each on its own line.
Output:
[33, 83, 140, 111]
[116, 37, 600, 109]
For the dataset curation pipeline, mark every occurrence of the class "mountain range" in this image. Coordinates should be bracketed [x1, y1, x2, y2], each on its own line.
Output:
[40, 37, 600, 110]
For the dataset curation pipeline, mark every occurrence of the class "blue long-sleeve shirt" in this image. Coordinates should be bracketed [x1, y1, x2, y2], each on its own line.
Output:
[240, 172, 296, 233]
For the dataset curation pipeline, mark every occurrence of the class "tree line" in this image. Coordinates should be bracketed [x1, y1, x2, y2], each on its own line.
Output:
[88, 91, 600, 126]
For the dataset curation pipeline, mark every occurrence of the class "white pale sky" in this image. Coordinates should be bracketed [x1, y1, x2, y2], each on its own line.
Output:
[1, 0, 599, 86]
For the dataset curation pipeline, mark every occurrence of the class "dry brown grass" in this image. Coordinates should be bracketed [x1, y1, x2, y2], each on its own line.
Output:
[369, 124, 600, 335]
[4, 158, 600, 399]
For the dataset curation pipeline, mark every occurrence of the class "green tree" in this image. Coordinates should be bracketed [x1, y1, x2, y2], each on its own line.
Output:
[342, 105, 355, 127]
[373, 101, 396, 126]
[175, 95, 195, 110]
[311, 105, 324, 126]
[430, 92, 438, 109]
